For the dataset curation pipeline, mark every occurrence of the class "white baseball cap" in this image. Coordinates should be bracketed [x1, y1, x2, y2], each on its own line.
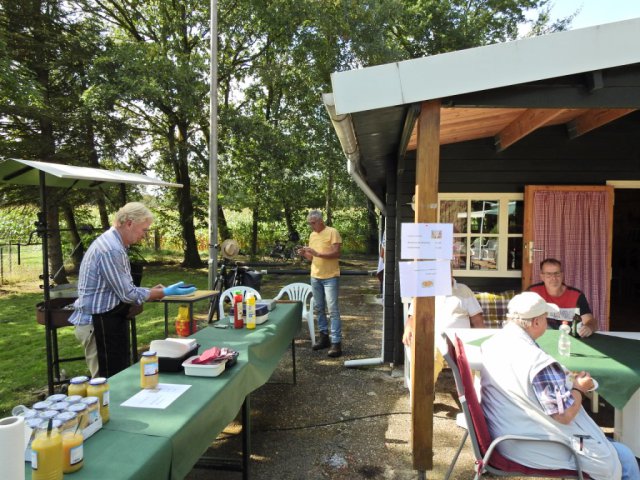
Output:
[507, 292, 559, 320]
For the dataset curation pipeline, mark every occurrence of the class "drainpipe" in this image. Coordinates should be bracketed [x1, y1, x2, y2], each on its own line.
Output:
[322, 93, 386, 216]
[323, 92, 386, 367]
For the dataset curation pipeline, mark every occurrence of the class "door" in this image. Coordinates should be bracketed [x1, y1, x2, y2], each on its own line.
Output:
[523, 185, 613, 330]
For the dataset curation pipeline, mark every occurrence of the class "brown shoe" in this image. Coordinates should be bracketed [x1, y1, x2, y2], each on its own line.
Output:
[312, 332, 330, 350]
[327, 342, 342, 358]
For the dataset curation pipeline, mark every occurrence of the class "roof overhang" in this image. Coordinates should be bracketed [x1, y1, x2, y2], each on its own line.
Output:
[323, 17, 640, 198]
[0, 158, 183, 189]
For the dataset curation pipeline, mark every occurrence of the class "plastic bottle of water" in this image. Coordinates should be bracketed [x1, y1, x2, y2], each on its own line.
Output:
[558, 321, 571, 357]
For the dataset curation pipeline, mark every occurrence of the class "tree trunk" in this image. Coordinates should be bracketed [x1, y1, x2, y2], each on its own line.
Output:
[218, 205, 230, 241]
[325, 168, 334, 226]
[251, 205, 259, 257]
[83, 110, 110, 230]
[171, 122, 202, 267]
[366, 199, 379, 255]
[61, 204, 83, 272]
[46, 197, 67, 285]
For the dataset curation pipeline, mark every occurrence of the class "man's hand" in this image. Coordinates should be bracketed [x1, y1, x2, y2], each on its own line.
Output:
[402, 316, 414, 346]
[577, 321, 593, 338]
[573, 371, 595, 392]
[163, 281, 197, 296]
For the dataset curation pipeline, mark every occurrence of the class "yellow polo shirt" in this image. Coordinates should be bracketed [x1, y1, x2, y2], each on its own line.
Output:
[309, 226, 342, 279]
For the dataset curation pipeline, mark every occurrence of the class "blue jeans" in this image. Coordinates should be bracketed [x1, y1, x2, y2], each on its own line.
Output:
[311, 276, 341, 344]
[611, 440, 640, 480]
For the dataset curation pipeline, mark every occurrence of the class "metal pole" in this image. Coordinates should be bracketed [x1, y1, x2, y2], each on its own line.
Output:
[208, 0, 219, 289]
[39, 171, 55, 394]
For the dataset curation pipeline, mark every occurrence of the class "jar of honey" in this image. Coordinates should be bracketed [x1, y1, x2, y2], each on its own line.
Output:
[86, 377, 110, 424]
[140, 351, 159, 389]
[32, 400, 53, 413]
[68, 403, 89, 430]
[31, 423, 63, 480]
[62, 430, 84, 473]
[50, 401, 70, 413]
[80, 397, 100, 425]
[68, 376, 90, 397]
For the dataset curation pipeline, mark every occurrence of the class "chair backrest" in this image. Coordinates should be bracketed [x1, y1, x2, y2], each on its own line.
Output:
[219, 286, 261, 319]
[275, 283, 312, 309]
[443, 333, 585, 478]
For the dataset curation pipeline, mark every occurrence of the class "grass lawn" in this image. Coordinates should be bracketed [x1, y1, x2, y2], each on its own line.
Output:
[0, 262, 214, 417]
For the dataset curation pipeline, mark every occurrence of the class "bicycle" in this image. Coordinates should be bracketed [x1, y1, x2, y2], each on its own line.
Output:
[206, 257, 263, 323]
[268, 239, 301, 262]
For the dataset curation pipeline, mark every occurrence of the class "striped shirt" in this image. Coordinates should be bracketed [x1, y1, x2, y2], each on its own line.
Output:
[69, 227, 150, 326]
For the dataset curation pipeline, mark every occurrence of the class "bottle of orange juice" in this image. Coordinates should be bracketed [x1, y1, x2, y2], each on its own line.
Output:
[31, 421, 63, 480]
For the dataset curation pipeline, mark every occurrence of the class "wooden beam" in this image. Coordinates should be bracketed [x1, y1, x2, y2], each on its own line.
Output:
[411, 100, 440, 472]
[495, 108, 567, 152]
[567, 108, 636, 139]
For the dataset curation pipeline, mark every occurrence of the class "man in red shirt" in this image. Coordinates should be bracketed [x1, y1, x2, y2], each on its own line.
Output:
[527, 258, 597, 337]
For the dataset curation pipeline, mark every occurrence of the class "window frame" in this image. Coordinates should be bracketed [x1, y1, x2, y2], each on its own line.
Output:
[438, 192, 524, 278]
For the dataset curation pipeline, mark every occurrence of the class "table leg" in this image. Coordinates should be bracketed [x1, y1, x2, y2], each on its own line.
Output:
[291, 339, 296, 385]
[164, 302, 169, 338]
[242, 395, 251, 480]
[189, 303, 195, 335]
[130, 317, 138, 363]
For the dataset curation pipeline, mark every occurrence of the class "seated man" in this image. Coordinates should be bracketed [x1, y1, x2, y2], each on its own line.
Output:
[403, 277, 484, 382]
[528, 257, 597, 337]
[480, 292, 639, 480]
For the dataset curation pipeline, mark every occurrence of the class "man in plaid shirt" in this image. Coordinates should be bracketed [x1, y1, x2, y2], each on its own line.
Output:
[480, 292, 639, 480]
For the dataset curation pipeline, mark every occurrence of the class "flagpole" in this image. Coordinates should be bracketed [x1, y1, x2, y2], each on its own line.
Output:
[208, 0, 219, 289]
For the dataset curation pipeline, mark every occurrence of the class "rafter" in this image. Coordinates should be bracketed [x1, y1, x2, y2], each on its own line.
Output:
[567, 109, 636, 139]
[495, 109, 568, 152]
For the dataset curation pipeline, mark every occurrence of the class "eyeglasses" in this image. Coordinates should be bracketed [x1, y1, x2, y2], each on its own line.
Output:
[541, 271, 562, 278]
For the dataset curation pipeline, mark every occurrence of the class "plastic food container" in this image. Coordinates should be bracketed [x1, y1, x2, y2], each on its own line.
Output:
[182, 356, 226, 377]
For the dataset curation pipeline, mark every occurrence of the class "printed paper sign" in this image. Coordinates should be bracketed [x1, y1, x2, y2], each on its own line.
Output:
[401, 223, 453, 260]
[399, 260, 452, 297]
[121, 383, 192, 409]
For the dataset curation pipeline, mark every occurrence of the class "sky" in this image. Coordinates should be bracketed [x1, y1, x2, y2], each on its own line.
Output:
[548, 0, 640, 29]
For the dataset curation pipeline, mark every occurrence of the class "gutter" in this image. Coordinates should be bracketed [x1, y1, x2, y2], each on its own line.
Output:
[322, 93, 386, 215]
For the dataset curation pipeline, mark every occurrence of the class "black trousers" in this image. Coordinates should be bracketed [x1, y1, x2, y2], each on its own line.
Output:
[92, 302, 131, 378]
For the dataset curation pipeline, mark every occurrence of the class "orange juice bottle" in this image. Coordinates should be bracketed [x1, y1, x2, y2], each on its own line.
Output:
[31, 423, 63, 480]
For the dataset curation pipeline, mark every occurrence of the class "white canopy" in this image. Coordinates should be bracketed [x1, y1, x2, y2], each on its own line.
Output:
[0, 158, 182, 189]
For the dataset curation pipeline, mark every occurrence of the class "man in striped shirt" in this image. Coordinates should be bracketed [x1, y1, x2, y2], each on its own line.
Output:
[69, 202, 192, 377]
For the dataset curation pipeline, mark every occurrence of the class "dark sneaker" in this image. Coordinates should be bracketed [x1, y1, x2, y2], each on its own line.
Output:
[312, 333, 330, 350]
[327, 343, 342, 358]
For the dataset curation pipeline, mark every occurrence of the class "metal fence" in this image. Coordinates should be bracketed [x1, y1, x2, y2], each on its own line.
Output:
[0, 243, 42, 285]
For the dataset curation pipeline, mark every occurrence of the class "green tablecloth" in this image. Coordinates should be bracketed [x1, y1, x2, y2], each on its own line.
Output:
[536, 330, 640, 410]
[26, 302, 301, 480]
[470, 330, 640, 410]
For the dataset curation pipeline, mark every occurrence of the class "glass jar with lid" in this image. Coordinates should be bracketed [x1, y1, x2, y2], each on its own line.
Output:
[50, 401, 70, 412]
[86, 378, 109, 424]
[54, 411, 78, 433]
[31, 422, 63, 480]
[32, 400, 53, 413]
[80, 397, 100, 425]
[140, 351, 159, 389]
[66, 395, 83, 405]
[68, 376, 90, 397]
[68, 403, 89, 430]
[46, 393, 67, 403]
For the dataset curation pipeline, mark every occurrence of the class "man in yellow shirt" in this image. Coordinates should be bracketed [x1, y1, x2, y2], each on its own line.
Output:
[299, 210, 343, 357]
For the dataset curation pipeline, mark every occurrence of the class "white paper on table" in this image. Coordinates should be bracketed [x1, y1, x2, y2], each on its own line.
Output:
[121, 383, 192, 409]
[401, 223, 453, 260]
[399, 260, 452, 297]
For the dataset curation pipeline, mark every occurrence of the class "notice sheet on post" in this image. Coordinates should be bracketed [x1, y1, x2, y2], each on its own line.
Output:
[399, 260, 452, 297]
[121, 383, 192, 409]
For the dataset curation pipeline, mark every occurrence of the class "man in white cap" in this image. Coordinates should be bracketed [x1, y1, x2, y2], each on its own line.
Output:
[480, 292, 639, 480]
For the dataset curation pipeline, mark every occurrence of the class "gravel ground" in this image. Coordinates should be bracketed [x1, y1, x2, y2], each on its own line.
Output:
[186, 258, 615, 480]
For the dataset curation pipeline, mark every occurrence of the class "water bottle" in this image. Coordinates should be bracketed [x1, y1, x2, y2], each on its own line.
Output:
[558, 321, 571, 357]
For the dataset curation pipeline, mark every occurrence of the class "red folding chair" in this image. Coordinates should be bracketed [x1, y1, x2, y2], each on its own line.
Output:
[441, 333, 587, 479]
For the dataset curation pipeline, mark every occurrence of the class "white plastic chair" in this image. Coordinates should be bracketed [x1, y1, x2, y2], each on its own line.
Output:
[274, 283, 315, 346]
[218, 286, 261, 320]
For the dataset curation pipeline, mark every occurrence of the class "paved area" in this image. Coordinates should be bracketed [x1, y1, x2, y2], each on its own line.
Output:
[186, 261, 615, 480]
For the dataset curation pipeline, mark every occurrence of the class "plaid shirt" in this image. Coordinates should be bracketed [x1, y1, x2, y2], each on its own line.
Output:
[531, 361, 575, 415]
[69, 227, 150, 326]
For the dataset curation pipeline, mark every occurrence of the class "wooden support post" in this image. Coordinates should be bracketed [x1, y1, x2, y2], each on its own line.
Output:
[410, 100, 441, 471]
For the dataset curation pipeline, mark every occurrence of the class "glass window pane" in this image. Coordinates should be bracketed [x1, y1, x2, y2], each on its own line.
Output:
[508, 201, 524, 234]
[439, 200, 468, 233]
[508, 237, 523, 271]
[452, 237, 467, 270]
[470, 236, 498, 271]
[470, 200, 499, 234]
